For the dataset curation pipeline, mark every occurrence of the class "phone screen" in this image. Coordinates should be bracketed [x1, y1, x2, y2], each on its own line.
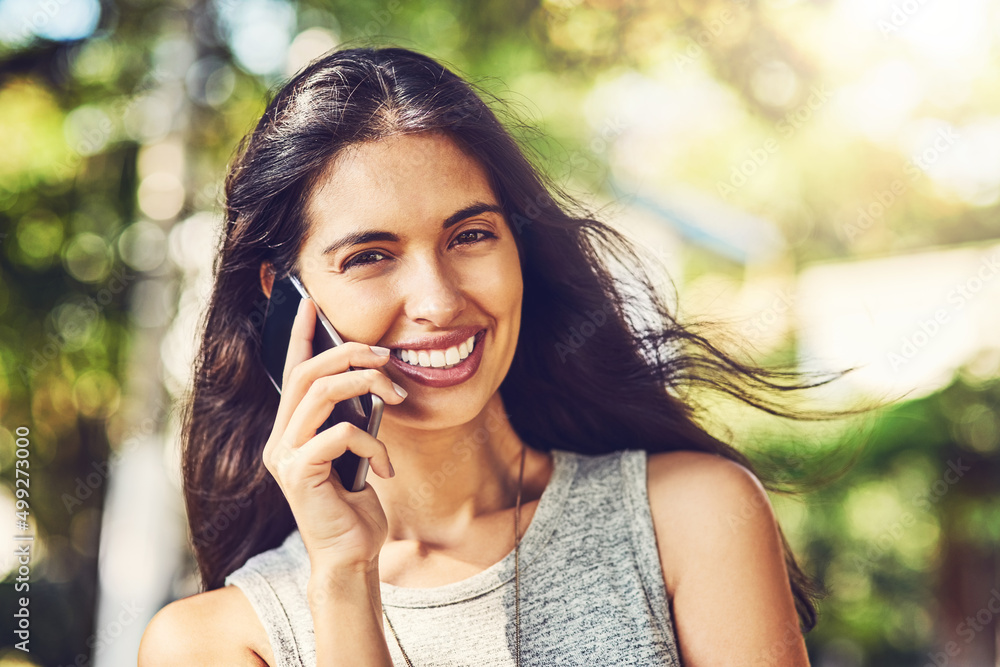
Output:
[258, 274, 383, 491]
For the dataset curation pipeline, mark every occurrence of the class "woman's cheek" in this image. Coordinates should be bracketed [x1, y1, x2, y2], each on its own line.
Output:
[319, 285, 398, 345]
[476, 253, 520, 301]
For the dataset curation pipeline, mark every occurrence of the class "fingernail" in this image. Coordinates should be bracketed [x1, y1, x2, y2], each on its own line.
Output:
[392, 382, 407, 399]
[370, 345, 391, 356]
[388, 460, 396, 478]
[297, 299, 307, 315]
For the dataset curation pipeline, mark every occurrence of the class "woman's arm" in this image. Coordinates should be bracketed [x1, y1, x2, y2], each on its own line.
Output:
[647, 451, 810, 667]
[259, 297, 401, 666]
[308, 562, 393, 667]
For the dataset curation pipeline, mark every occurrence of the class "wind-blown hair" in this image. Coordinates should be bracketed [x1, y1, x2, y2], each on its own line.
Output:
[183, 45, 853, 630]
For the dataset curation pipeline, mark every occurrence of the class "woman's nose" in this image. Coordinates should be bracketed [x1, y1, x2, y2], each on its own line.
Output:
[402, 258, 468, 327]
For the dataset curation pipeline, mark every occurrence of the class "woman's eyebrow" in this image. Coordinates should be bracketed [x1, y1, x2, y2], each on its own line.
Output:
[442, 201, 504, 229]
[322, 201, 504, 255]
[323, 231, 397, 256]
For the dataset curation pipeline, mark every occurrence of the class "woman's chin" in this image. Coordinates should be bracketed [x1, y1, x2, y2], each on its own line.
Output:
[381, 388, 498, 433]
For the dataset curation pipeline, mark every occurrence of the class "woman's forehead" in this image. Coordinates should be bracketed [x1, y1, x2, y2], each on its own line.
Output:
[305, 133, 498, 236]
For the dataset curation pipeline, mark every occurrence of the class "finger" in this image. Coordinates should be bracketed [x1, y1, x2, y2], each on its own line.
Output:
[273, 297, 318, 431]
[274, 422, 393, 490]
[290, 341, 393, 393]
[276, 343, 394, 432]
[282, 297, 316, 390]
[282, 369, 406, 448]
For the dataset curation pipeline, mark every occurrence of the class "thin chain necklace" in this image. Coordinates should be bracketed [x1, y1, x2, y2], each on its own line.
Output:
[383, 443, 527, 667]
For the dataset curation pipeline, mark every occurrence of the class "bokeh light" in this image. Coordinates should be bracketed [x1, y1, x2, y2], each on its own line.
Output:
[0, 0, 101, 45]
[216, 0, 296, 76]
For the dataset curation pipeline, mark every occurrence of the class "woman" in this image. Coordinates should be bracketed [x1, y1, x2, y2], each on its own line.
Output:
[139, 46, 834, 666]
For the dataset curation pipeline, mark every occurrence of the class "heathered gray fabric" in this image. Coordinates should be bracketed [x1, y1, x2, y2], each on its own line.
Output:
[225, 449, 683, 666]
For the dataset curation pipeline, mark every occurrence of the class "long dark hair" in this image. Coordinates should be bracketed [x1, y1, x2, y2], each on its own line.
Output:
[183, 45, 863, 630]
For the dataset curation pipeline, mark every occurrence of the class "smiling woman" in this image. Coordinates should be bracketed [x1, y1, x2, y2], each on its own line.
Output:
[300, 134, 522, 401]
[137, 47, 840, 666]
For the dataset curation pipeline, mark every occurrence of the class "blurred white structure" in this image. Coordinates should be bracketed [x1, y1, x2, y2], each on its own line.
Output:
[94, 435, 185, 667]
[796, 240, 1000, 403]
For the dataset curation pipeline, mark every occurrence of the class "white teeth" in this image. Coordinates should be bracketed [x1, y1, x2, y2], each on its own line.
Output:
[394, 333, 479, 369]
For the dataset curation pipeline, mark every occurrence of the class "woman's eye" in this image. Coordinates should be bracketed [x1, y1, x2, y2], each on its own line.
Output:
[341, 231, 495, 270]
[342, 250, 388, 270]
[452, 229, 497, 246]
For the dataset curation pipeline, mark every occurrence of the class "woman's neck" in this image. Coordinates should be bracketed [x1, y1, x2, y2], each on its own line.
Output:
[367, 393, 529, 543]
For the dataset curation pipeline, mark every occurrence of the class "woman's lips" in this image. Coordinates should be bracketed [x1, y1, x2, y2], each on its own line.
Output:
[388, 330, 486, 388]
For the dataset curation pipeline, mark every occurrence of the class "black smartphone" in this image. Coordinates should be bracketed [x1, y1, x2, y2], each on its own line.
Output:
[258, 274, 384, 491]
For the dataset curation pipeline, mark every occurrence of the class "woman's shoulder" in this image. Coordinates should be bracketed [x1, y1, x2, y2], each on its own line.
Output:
[644, 450, 778, 589]
[642, 451, 808, 664]
[645, 449, 766, 500]
[138, 585, 273, 666]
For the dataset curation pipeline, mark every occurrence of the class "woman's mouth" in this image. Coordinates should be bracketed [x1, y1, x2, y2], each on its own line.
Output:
[388, 330, 486, 388]
[391, 333, 477, 369]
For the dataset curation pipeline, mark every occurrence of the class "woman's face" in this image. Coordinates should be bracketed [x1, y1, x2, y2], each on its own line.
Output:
[295, 132, 523, 429]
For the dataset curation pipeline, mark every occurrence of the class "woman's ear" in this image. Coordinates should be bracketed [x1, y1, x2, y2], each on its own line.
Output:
[260, 262, 275, 299]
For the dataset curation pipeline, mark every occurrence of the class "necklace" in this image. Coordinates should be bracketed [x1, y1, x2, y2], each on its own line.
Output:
[383, 443, 527, 667]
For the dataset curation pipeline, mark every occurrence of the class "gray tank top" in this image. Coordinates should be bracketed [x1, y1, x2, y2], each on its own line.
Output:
[225, 449, 683, 666]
